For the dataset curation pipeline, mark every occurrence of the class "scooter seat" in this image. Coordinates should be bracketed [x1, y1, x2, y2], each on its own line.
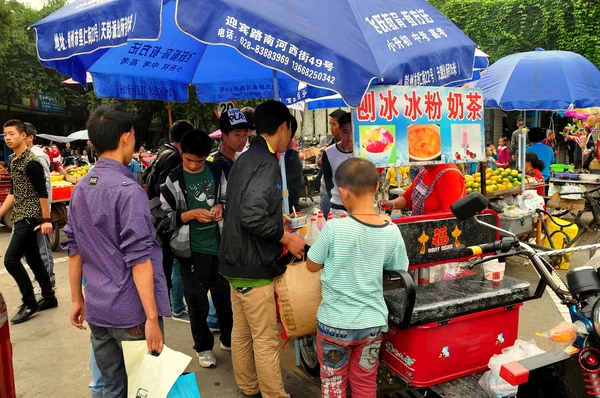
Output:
[384, 274, 531, 327]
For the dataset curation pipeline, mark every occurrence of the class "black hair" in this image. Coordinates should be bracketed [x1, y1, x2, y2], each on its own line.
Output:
[329, 109, 346, 123]
[180, 129, 212, 158]
[3, 119, 26, 134]
[335, 158, 378, 196]
[86, 105, 135, 154]
[338, 112, 352, 127]
[486, 142, 494, 147]
[24, 122, 37, 137]
[526, 152, 545, 171]
[0, 161, 7, 169]
[169, 120, 194, 143]
[529, 127, 545, 143]
[290, 117, 298, 136]
[240, 107, 255, 129]
[517, 118, 524, 124]
[254, 100, 290, 136]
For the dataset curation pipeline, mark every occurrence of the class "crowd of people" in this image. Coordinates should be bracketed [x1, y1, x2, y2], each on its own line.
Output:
[3, 99, 412, 398]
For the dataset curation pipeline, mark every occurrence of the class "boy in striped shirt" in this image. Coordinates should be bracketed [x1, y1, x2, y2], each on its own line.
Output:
[307, 158, 409, 397]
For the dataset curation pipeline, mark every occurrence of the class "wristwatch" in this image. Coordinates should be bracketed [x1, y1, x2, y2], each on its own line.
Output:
[42, 218, 52, 223]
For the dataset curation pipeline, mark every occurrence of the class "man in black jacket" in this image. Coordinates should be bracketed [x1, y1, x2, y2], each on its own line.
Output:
[220, 100, 305, 398]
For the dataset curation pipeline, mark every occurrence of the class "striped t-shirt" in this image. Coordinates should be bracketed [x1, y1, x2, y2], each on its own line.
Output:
[307, 216, 409, 330]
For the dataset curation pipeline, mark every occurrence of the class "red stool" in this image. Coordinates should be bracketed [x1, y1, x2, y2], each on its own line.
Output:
[0, 293, 16, 398]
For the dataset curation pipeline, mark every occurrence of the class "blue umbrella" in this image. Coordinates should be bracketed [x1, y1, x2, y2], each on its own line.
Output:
[472, 49, 600, 110]
[33, 0, 307, 102]
[175, 0, 478, 107]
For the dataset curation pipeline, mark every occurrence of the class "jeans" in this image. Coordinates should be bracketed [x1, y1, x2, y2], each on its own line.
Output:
[90, 318, 164, 398]
[10, 227, 55, 285]
[231, 284, 288, 398]
[316, 322, 383, 398]
[5, 219, 55, 306]
[179, 252, 232, 353]
[207, 294, 219, 326]
[320, 193, 331, 221]
[170, 259, 186, 315]
[88, 345, 104, 396]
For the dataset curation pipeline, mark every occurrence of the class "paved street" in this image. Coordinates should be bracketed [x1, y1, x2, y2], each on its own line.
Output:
[0, 221, 577, 398]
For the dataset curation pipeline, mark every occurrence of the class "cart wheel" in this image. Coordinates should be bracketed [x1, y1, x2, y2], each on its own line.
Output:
[2, 210, 13, 230]
[299, 334, 320, 377]
[48, 222, 60, 252]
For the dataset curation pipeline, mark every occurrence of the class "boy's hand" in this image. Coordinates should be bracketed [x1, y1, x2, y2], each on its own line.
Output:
[210, 204, 223, 221]
[70, 301, 86, 330]
[145, 318, 164, 354]
[194, 209, 214, 223]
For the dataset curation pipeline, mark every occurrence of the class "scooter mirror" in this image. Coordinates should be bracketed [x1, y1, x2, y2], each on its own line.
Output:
[450, 192, 489, 220]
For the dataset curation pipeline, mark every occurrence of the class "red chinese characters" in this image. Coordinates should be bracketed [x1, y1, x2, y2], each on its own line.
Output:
[403, 90, 423, 121]
[357, 90, 377, 122]
[447, 91, 464, 120]
[432, 227, 449, 247]
[466, 91, 483, 121]
[378, 89, 399, 121]
[424, 90, 442, 121]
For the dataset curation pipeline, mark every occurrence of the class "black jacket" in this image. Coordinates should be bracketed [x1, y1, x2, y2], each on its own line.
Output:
[219, 135, 286, 280]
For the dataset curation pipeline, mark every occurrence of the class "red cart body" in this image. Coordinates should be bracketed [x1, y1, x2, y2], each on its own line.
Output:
[0, 293, 16, 398]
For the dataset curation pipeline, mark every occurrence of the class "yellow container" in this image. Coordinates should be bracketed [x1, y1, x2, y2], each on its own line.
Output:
[543, 217, 578, 270]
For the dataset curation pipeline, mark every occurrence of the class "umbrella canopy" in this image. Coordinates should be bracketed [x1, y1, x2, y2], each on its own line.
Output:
[176, 0, 478, 106]
[33, 0, 478, 106]
[472, 49, 600, 110]
[209, 130, 222, 139]
[68, 129, 89, 140]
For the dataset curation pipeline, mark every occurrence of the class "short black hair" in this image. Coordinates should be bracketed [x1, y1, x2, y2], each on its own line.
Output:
[335, 158, 378, 196]
[24, 122, 37, 138]
[517, 118, 524, 124]
[180, 129, 212, 158]
[338, 112, 352, 127]
[3, 119, 26, 134]
[86, 105, 135, 154]
[486, 142, 494, 147]
[240, 107, 255, 129]
[0, 161, 7, 168]
[529, 127, 545, 143]
[329, 109, 346, 123]
[526, 152, 545, 171]
[290, 117, 298, 136]
[170, 120, 194, 143]
[254, 100, 290, 136]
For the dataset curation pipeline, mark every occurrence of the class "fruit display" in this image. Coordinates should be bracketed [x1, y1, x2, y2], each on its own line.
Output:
[50, 171, 64, 183]
[51, 180, 73, 188]
[67, 165, 91, 177]
[464, 168, 525, 195]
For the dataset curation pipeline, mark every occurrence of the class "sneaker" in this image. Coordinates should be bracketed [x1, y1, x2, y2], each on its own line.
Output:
[37, 296, 58, 311]
[208, 321, 220, 333]
[10, 302, 39, 324]
[34, 281, 57, 295]
[239, 392, 262, 398]
[172, 310, 190, 324]
[220, 342, 231, 352]
[197, 350, 217, 368]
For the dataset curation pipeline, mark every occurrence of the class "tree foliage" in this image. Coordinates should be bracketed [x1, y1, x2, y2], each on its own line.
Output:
[430, 0, 600, 67]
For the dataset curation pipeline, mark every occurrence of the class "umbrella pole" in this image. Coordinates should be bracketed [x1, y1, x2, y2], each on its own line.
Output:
[274, 70, 291, 216]
[167, 101, 173, 129]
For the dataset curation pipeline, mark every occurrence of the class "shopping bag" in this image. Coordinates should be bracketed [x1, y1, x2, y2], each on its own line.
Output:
[123, 341, 192, 398]
[273, 261, 322, 338]
[166, 373, 201, 398]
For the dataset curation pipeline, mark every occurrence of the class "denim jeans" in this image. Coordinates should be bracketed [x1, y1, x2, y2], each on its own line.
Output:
[90, 318, 164, 398]
[88, 345, 104, 396]
[207, 294, 219, 326]
[170, 259, 186, 315]
[316, 322, 382, 398]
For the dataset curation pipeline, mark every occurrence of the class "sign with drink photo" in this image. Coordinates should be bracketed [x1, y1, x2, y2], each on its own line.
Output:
[352, 85, 485, 167]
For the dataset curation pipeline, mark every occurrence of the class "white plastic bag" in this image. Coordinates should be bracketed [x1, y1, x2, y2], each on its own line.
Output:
[518, 190, 545, 213]
[479, 340, 545, 397]
[123, 341, 192, 398]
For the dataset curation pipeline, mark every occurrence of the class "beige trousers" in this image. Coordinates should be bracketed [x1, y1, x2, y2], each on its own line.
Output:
[230, 284, 289, 398]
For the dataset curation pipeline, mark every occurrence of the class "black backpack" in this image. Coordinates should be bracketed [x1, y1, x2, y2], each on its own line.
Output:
[143, 145, 176, 199]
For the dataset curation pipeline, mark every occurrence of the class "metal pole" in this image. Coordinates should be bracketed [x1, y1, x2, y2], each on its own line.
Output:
[521, 128, 526, 192]
[167, 101, 173, 128]
[274, 70, 291, 215]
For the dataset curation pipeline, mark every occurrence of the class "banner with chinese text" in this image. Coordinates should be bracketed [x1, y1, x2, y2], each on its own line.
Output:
[353, 86, 485, 167]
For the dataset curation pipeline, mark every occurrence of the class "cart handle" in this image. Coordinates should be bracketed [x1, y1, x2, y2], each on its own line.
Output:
[384, 270, 415, 329]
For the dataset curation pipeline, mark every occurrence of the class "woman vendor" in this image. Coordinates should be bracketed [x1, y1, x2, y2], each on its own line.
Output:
[379, 164, 465, 215]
